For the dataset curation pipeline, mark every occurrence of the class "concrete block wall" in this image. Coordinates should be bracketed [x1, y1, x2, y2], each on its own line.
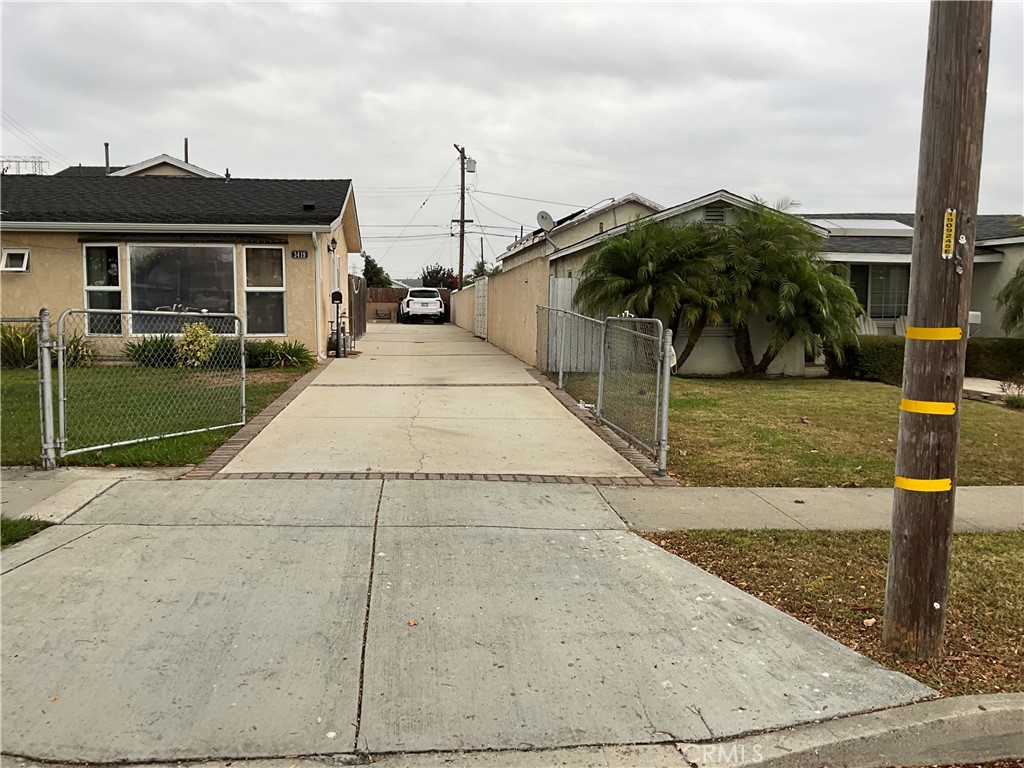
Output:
[450, 285, 475, 333]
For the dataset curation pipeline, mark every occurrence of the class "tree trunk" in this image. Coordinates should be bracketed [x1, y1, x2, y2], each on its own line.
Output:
[675, 319, 706, 371]
[733, 324, 756, 375]
[754, 345, 779, 375]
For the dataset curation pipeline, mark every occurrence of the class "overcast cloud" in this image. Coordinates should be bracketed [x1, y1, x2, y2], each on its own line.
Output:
[2, 1, 1021, 279]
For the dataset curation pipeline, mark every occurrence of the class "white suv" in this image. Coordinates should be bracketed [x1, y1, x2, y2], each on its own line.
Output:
[399, 288, 445, 324]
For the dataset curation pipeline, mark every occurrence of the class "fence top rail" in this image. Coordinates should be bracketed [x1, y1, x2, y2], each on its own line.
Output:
[537, 305, 604, 324]
[59, 308, 242, 319]
[1, 316, 41, 323]
[605, 316, 664, 341]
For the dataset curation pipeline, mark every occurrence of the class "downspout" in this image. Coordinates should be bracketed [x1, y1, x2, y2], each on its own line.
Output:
[312, 232, 324, 360]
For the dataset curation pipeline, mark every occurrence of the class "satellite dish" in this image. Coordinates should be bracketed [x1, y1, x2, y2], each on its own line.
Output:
[537, 210, 555, 231]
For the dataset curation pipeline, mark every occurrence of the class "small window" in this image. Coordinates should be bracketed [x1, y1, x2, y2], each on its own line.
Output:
[1, 249, 30, 272]
[245, 247, 286, 334]
[84, 245, 122, 334]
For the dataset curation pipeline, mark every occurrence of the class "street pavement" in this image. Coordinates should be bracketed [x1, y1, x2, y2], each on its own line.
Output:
[5, 324, 1013, 764]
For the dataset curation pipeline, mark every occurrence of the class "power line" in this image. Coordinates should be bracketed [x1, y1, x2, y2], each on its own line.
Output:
[466, 191, 529, 227]
[473, 189, 584, 207]
[1, 111, 74, 166]
[380, 158, 458, 261]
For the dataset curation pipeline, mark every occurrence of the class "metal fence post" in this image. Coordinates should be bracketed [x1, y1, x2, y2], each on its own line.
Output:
[596, 319, 607, 422]
[657, 329, 673, 476]
[557, 310, 568, 390]
[37, 308, 57, 470]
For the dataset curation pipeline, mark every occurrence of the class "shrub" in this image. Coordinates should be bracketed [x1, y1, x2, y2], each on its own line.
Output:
[209, 337, 243, 369]
[1000, 375, 1024, 410]
[267, 340, 317, 370]
[176, 322, 218, 368]
[965, 338, 1024, 381]
[124, 335, 177, 368]
[244, 339, 278, 369]
[61, 333, 96, 368]
[1, 323, 38, 368]
[827, 335, 905, 386]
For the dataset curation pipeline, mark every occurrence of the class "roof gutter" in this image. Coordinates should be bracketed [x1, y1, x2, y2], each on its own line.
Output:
[0, 221, 335, 234]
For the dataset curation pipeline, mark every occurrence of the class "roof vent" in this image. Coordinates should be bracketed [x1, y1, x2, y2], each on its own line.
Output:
[704, 203, 726, 223]
[303, 201, 316, 211]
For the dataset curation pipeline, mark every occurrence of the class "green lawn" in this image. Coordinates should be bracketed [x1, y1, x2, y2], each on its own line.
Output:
[1, 367, 307, 467]
[668, 378, 1023, 487]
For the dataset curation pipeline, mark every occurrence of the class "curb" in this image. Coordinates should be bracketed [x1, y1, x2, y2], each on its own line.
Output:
[677, 693, 1024, 767]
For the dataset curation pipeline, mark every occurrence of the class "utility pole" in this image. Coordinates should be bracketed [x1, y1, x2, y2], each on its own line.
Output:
[453, 144, 468, 289]
[884, 0, 992, 659]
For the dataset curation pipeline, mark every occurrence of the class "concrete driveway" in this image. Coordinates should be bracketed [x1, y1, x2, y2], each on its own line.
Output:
[222, 324, 641, 477]
[1, 325, 936, 763]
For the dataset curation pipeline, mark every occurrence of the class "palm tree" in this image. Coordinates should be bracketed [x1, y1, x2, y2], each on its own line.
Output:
[463, 259, 502, 286]
[996, 216, 1024, 335]
[573, 219, 725, 368]
[722, 199, 860, 375]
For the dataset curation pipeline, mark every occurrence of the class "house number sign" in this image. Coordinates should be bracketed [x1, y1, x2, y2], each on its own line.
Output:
[291, 250, 309, 259]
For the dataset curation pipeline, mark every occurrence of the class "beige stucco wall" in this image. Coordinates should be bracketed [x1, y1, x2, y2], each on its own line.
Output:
[971, 243, 1023, 338]
[675, 322, 805, 377]
[0, 231, 84, 320]
[0, 229, 340, 354]
[486, 257, 548, 367]
[501, 200, 658, 271]
[451, 285, 475, 332]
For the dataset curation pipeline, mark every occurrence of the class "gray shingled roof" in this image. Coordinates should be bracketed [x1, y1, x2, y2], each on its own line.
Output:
[53, 165, 126, 177]
[804, 213, 1021, 241]
[1, 175, 351, 226]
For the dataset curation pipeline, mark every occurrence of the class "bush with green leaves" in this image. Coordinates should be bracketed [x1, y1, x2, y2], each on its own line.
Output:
[965, 338, 1024, 381]
[176, 322, 218, 368]
[124, 335, 177, 367]
[61, 333, 97, 368]
[826, 335, 905, 386]
[266, 340, 316, 369]
[209, 336, 243, 369]
[1, 323, 39, 368]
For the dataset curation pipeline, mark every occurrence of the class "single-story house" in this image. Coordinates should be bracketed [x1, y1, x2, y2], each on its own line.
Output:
[493, 189, 1022, 376]
[0, 154, 362, 358]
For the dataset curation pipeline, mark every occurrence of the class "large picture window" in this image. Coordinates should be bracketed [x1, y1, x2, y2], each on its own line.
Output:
[84, 245, 121, 334]
[129, 245, 235, 333]
[848, 264, 910, 320]
[245, 247, 286, 334]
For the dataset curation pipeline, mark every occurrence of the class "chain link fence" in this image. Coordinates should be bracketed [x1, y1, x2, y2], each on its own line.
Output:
[55, 309, 245, 457]
[599, 317, 664, 457]
[537, 306, 671, 473]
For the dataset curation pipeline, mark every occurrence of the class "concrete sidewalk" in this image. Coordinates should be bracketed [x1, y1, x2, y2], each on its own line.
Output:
[601, 485, 1024, 532]
[2, 479, 934, 762]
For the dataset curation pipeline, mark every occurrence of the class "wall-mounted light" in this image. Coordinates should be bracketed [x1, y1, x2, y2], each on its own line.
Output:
[328, 237, 337, 254]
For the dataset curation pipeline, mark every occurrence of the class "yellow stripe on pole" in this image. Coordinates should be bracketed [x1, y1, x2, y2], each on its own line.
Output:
[901, 398, 957, 416]
[895, 476, 953, 493]
[905, 326, 963, 340]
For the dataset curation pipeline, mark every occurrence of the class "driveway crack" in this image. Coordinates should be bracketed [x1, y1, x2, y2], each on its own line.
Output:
[406, 389, 427, 474]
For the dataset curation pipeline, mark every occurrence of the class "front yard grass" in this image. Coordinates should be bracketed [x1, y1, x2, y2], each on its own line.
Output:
[644, 530, 1024, 698]
[1, 516, 54, 547]
[1, 367, 308, 467]
[668, 378, 1023, 487]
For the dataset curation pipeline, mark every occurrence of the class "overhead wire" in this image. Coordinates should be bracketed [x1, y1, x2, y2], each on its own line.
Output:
[1, 111, 74, 166]
[380, 158, 458, 260]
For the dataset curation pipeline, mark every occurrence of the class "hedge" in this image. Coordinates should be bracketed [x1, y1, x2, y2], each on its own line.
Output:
[826, 335, 1024, 385]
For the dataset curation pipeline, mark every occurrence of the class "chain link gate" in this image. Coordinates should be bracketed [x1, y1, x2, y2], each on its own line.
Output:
[537, 307, 672, 474]
[55, 309, 245, 458]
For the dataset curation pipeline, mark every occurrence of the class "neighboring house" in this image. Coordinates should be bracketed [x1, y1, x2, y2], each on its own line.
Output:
[394, 278, 424, 289]
[499, 193, 663, 272]
[805, 213, 1022, 339]
[488, 189, 1022, 376]
[0, 163, 362, 358]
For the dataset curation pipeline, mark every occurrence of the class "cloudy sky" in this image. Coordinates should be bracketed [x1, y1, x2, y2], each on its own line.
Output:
[2, 2, 1021, 279]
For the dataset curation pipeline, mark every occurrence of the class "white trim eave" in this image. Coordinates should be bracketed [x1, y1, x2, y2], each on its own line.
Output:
[977, 236, 1024, 247]
[548, 189, 831, 264]
[109, 154, 222, 178]
[821, 251, 1004, 264]
[1, 221, 333, 234]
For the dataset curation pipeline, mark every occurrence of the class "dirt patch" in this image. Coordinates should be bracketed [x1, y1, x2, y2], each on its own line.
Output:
[643, 530, 1024, 698]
